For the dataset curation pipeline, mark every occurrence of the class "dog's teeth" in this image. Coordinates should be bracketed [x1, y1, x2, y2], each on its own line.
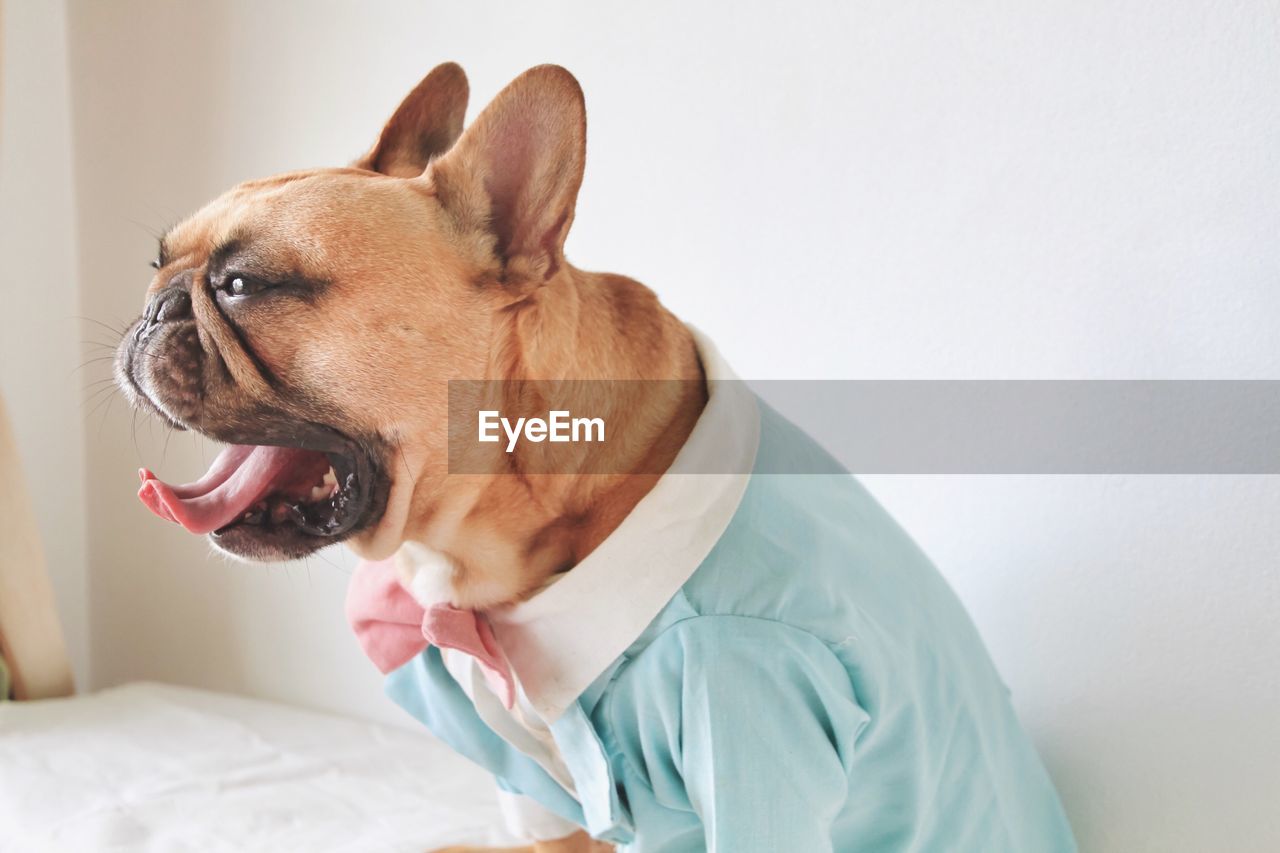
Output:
[307, 467, 339, 500]
[283, 503, 307, 525]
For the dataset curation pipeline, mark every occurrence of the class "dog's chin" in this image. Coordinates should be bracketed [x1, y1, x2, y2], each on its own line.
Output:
[212, 515, 362, 563]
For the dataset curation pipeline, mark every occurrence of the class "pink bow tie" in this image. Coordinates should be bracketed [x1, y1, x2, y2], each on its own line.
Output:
[346, 557, 515, 709]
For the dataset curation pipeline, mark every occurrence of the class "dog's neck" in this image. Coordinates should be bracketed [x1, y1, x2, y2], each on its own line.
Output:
[402, 266, 707, 609]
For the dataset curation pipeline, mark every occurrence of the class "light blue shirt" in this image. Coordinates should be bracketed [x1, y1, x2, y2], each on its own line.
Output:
[382, 336, 1075, 851]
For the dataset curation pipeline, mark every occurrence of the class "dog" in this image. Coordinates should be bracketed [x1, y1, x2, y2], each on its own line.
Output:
[117, 63, 1075, 852]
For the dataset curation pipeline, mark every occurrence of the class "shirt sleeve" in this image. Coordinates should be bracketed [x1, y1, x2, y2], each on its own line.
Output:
[610, 616, 869, 853]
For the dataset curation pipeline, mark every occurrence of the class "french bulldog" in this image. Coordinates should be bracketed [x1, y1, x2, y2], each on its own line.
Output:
[117, 63, 690, 852]
[116, 63, 1075, 853]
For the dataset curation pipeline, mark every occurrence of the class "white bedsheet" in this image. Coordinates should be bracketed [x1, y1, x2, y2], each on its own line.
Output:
[0, 682, 518, 852]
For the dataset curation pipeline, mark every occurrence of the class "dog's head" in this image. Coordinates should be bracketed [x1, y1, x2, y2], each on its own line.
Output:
[115, 63, 587, 562]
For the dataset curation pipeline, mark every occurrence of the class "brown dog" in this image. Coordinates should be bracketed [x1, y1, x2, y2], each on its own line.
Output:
[116, 63, 1079, 853]
[116, 63, 697, 851]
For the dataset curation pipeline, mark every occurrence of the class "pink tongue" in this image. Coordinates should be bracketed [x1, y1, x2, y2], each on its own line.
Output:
[138, 445, 319, 535]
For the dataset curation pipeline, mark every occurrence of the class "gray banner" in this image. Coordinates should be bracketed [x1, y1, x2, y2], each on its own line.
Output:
[447, 380, 1280, 474]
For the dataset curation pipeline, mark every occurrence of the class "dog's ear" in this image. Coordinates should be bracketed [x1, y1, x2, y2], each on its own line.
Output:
[426, 64, 586, 282]
[354, 62, 469, 177]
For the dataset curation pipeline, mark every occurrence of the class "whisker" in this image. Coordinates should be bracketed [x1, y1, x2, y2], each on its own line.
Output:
[391, 433, 417, 488]
[81, 388, 117, 413]
[136, 345, 170, 363]
[83, 387, 118, 425]
[69, 356, 119, 377]
[74, 316, 130, 338]
[310, 547, 343, 574]
[82, 377, 119, 398]
[96, 388, 119, 442]
[160, 422, 175, 468]
[131, 408, 143, 461]
[121, 215, 165, 240]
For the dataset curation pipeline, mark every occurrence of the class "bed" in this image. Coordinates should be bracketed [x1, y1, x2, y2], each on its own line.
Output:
[0, 682, 515, 851]
[0, 395, 516, 851]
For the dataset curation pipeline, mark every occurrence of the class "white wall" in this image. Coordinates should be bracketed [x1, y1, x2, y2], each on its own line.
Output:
[0, 0, 89, 686]
[60, 2, 1278, 851]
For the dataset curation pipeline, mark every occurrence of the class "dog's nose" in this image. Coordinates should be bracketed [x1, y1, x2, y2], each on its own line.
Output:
[154, 288, 192, 323]
[138, 287, 192, 339]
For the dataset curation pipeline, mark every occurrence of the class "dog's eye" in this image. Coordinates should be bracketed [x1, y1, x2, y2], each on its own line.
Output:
[223, 275, 271, 298]
[230, 276, 259, 296]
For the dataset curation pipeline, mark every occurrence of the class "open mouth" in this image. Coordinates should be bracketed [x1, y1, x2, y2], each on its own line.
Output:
[137, 427, 385, 558]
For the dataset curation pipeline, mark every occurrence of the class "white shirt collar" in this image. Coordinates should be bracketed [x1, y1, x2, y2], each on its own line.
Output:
[398, 328, 759, 721]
